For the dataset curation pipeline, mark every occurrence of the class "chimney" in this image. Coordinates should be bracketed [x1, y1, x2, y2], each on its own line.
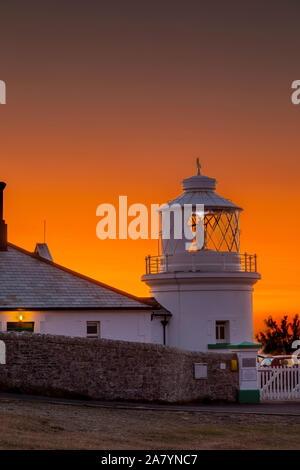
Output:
[0, 182, 7, 251]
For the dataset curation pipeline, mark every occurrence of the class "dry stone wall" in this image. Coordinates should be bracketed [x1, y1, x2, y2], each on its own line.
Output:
[0, 332, 239, 403]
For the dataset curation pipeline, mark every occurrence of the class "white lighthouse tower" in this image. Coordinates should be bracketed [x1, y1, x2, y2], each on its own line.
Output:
[142, 162, 261, 353]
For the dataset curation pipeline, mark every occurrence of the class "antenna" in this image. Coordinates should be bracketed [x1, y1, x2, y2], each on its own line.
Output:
[196, 158, 201, 175]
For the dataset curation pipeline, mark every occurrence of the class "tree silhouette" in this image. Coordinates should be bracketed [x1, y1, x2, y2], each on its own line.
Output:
[256, 314, 300, 354]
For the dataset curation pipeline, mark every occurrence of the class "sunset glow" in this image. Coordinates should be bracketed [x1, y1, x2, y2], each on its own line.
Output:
[1, 1, 300, 336]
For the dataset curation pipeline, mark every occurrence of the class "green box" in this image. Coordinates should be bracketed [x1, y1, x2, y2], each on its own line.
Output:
[238, 389, 260, 404]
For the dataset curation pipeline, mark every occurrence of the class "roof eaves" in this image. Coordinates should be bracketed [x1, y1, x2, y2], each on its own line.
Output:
[138, 296, 171, 314]
[0, 306, 157, 311]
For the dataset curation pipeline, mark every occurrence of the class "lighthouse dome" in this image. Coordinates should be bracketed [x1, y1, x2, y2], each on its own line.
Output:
[165, 171, 242, 212]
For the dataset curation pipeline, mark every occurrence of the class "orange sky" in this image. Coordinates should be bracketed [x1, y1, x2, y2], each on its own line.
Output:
[0, 1, 300, 335]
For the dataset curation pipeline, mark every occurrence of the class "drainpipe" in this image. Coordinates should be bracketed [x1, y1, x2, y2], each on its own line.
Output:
[151, 312, 170, 346]
[161, 315, 169, 346]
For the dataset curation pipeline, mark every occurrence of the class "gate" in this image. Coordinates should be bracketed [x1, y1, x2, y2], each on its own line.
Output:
[258, 366, 300, 400]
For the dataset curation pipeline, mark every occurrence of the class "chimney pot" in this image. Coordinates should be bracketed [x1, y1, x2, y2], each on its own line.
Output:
[0, 182, 7, 251]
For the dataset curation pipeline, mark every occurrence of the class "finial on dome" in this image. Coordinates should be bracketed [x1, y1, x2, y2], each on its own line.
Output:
[196, 158, 201, 175]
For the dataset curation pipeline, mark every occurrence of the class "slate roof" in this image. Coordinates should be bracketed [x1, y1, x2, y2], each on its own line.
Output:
[0, 243, 163, 310]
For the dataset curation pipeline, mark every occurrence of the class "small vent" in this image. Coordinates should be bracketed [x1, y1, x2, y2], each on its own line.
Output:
[194, 363, 208, 379]
[242, 358, 256, 368]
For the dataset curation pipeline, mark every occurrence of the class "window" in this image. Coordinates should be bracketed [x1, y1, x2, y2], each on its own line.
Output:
[86, 321, 100, 338]
[7, 322, 34, 333]
[216, 321, 228, 343]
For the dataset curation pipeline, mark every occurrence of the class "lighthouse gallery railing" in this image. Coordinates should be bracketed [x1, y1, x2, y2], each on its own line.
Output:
[145, 253, 258, 275]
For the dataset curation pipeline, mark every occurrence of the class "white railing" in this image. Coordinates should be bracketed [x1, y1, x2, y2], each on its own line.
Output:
[258, 366, 300, 401]
[145, 253, 258, 275]
[241, 253, 257, 273]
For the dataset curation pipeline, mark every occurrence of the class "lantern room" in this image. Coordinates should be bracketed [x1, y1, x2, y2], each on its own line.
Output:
[160, 163, 242, 256]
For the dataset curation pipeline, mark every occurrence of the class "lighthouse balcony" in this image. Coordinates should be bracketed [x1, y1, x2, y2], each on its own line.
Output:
[145, 251, 257, 275]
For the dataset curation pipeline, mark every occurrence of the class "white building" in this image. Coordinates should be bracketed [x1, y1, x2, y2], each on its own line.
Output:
[0, 166, 260, 354]
[142, 165, 261, 353]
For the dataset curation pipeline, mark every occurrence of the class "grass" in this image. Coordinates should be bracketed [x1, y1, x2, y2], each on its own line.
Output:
[0, 399, 299, 449]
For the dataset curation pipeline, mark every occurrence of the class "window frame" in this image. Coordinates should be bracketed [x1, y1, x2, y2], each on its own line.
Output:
[215, 320, 229, 344]
[6, 321, 35, 333]
[86, 321, 100, 339]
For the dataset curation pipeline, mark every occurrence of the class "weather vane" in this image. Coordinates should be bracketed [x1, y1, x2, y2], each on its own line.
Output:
[196, 158, 201, 175]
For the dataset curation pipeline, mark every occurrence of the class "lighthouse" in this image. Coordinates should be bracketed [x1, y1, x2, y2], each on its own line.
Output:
[142, 163, 261, 352]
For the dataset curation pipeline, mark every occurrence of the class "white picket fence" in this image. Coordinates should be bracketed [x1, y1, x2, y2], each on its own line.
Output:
[258, 366, 300, 400]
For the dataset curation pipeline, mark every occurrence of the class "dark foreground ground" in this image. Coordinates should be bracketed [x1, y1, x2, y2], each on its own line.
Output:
[0, 394, 299, 449]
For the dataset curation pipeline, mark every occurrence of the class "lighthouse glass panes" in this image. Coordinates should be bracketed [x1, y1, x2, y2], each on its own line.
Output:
[189, 210, 240, 252]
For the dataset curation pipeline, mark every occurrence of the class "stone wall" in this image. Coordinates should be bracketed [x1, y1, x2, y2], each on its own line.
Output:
[0, 332, 239, 403]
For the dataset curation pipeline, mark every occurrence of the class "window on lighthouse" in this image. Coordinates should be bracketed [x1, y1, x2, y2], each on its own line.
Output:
[216, 321, 229, 343]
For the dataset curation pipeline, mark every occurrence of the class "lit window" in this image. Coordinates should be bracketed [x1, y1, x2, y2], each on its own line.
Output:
[7, 322, 34, 333]
[216, 321, 228, 343]
[86, 321, 100, 338]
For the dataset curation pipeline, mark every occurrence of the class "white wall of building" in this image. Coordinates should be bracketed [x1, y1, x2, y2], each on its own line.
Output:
[0, 310, 164, 344]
